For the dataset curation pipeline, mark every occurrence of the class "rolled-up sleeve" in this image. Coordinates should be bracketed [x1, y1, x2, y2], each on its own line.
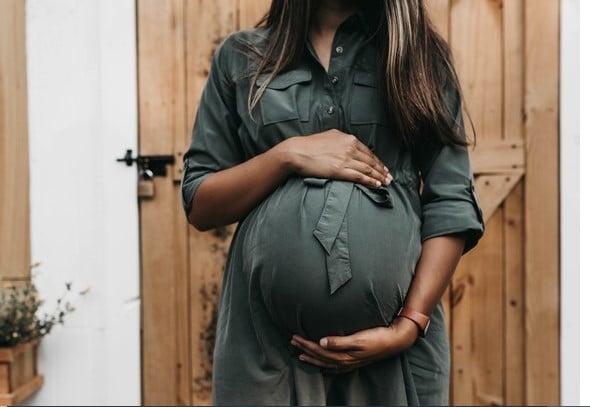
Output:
[181, 35, 244, 221]
[419, 82, 485, 254]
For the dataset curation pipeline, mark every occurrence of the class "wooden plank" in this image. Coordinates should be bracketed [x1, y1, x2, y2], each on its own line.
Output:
[0, 375, 43, 406]
[238, 0, 271, 29]
[470, 139, 525, 175]
[450, 0, 505, 404]
[184, 1, 238, 404]
[0, 340, 39, 363]
[503, 1, 525, 403]
[451, 0, 503, 142]
[504, 0, 525, 145]
[523, 0, 560, 404]
[0, 0, 31, 280]
[0, 365, 9, 393]
[503, 182, 525, 405]
[474, 173, 523, 223]
[425, 0, 450, 41]
[137, 0, 191, 404]
[451, 209, 505, 405]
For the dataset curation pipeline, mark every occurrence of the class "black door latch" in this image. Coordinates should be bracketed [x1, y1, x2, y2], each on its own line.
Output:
[116, 149, 175, 177]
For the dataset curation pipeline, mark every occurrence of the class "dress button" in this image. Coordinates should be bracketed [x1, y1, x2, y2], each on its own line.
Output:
[327, 106, 335, 115]
[335, 46, 344, 54]
[331, 76, 339, 84]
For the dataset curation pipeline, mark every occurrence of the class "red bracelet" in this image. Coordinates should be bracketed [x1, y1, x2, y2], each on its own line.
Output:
[397, 307, 431, 337]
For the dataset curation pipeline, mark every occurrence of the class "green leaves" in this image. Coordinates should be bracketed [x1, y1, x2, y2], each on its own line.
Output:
[0, 279, 88, 347]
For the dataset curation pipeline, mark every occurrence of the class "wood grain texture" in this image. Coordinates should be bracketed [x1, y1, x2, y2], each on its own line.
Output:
[504, 182, 525, 405]
[450, 0, 505, 404]
[470, 139, 525, 175]
[137, 0, 191, 404]
[0, 375, 43, 406]
[475, 173, 523, 223]
[238, 0, 271, 29]
[523, 0, 560, 404]
[0, 341, 42, 404]
[0, 0, 31, 280]
[451, 209, 505, 405]
[502, 2, 525, 403]
[425, 0, 450, 41]
[451, 0, 503, 142]
[184, 1, 238, 404]
[0, 365, 8, 393]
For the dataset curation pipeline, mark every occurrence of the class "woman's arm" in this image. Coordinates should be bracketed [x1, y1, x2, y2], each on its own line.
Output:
[291, 78, 484, 372]
[290, 234, 464, 372]
[402, 233, 465, 320]
[188, 130, 392, 231]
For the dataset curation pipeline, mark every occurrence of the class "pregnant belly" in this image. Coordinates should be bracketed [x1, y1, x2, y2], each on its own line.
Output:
[242, 176, 422, 341]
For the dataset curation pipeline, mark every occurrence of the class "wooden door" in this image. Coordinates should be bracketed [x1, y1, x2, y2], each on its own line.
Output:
[427, 1, 559, 404]
[0, 0, 31, 284]
[137, 0, 559, 405]
[137, 1, 269, 404]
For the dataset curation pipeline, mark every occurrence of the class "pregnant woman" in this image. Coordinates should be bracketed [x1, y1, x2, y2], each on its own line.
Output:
[181, 0, 484, 405]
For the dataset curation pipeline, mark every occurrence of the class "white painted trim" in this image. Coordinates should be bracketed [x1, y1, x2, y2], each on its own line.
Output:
[579, 1, 590, 405]
[25, 0, 140, 404]
[560, 0, 580, 405]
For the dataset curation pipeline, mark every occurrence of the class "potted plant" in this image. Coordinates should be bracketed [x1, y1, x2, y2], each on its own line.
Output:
[0, 263, 88, 405]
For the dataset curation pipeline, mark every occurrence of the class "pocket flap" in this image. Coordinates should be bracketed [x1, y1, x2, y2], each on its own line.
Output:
[256, 69, 312, 89]
[353, 71, 378, 88]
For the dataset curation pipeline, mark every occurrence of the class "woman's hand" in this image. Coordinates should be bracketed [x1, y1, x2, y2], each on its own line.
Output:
[291, 317, 419, 373]
[278, 129, 393, 188]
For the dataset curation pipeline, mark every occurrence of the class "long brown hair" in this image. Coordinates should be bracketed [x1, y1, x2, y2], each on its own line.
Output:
[242, 0, 473, 149]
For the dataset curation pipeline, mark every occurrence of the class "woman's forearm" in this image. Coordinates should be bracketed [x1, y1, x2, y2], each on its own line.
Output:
[187, 141, 294, 230]
[402, 234, 466, 318]
[187, 129, 391, 231]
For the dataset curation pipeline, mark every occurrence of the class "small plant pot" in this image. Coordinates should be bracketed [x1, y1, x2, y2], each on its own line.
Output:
[0, 340, 44, 405]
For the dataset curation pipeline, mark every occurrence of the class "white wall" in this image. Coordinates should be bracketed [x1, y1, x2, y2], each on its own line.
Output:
[579, 2, 589, 405]
[560, 0, 580, 405]
[25, 0, 140, 405]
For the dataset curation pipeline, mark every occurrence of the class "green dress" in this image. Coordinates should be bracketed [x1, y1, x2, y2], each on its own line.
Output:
[181, 12, 484, 406]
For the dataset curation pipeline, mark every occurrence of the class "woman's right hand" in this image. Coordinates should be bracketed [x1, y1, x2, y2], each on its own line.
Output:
[278, 129, 393, 187]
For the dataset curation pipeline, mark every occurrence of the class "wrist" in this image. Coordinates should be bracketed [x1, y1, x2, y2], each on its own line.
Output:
[272, 136, 302, 174]
[388, 317, 419, 351]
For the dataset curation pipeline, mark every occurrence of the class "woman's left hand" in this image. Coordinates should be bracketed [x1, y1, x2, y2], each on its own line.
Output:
[291, 317, 420, 373]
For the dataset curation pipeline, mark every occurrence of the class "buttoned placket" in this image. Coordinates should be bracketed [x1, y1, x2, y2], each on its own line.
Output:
[303, 20, 391, 295]
[305, 25, 364, 133]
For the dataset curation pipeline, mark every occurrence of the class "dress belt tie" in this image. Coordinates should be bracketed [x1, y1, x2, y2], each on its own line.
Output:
[303, 178, 394, 295]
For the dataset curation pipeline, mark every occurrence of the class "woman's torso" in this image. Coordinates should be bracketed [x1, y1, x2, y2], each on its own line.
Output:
[224, 19, 424, 340]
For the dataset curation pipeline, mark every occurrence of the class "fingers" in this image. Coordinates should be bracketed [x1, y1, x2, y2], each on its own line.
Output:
[319, 335, 363, 352]
[345, 136, 392, 186]
[292, 335, 353, 364]
[339, 167, 386, 188]
[343, 160, 390, 187]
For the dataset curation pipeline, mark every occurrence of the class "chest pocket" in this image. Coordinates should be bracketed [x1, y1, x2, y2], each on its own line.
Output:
[350, 71, 390, 127]
[256, 69, 313, 125]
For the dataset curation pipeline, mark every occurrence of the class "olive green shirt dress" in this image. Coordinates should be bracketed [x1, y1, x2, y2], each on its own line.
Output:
[181, 11, 485, 406]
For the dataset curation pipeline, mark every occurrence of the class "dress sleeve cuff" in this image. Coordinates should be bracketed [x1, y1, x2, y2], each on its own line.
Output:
[180, 170, 211, 222]
[420, 181, 485, 254]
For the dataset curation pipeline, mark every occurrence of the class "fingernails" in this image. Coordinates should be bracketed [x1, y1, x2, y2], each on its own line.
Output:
[299, 355, 306, 361]
[375, 181, 382, 187]
[320, 338, 328, 348]
[383, 165, 389, 172]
